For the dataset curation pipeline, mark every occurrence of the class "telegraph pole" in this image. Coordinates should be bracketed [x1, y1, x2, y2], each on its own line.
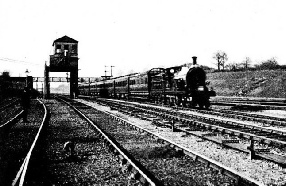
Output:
[104, 65, 108, 78]
[110, 65, 115, 77]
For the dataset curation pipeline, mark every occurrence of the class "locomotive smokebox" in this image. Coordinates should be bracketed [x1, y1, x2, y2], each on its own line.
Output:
[192, 56, 197, 65]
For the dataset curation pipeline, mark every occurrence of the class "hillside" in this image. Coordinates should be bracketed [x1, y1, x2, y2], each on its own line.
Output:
[207, 70, 286, 98]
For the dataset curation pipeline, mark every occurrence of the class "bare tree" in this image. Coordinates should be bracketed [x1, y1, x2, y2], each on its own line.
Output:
[213, 51, 228, 71]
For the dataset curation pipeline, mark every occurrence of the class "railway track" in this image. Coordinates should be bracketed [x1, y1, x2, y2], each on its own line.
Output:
[212, 96, 285, 103]
[211, 96, 286, 110]
[94, 98, 286, 166]
[201, 108, 286, 125]
[64, 96, 265, 185]
[147, 101, 286, 126]
[0, 99, 48, 186]
[56, 96, 162, 186]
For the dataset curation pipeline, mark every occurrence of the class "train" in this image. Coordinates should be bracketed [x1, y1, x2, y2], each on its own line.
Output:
[78, 56, 216, 109]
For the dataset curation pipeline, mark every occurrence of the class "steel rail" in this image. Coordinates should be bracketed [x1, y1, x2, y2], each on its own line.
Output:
[12, 99, 49, 186]
[98, 99, 286, 166]
[57, 97, 162, 186]
[91, 101, 264, 186]
[116, 100, 286, 146]
[212, 101, 286, 110]
[0, 110, 23, 129]
[203, 109, 286, 124]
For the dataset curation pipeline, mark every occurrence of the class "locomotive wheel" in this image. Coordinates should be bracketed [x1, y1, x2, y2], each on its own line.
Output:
[191, 97, 198, 108]
[197, 98, 205, 109]
[191, 101, 197, 108]
[204, 100, 210, 109]
[176, 96, 182, 106]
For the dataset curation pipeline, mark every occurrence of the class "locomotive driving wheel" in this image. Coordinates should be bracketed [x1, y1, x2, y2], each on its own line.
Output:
[191, 97, 197, 108]
[198, 100, 204, 109]
[204, 99, 210, 109]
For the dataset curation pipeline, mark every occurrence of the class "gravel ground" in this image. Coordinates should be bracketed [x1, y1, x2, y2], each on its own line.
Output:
[0, 99, 44, 186]
[78, 99, 286, 186]
[31, 99, 138, 185]
[78, 100, 236, 185]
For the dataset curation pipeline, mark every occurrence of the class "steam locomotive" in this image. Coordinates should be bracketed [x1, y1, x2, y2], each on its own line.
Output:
[78, 56, 215, 108]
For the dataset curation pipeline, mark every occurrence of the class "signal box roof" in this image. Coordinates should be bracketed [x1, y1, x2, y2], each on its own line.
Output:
[52, 35, 78, 45]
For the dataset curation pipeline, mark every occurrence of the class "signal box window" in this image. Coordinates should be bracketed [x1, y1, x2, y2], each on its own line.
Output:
[56, 45, 61, 53]
[64, 45, 69, 50]
[72, 45, 77, 53]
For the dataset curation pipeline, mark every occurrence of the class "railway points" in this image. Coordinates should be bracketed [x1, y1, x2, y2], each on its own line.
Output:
[78, 97, 286, 185]
[23, 98, 161, 185]
[69, 97, 248, 185]
[2, 94, 284, 185]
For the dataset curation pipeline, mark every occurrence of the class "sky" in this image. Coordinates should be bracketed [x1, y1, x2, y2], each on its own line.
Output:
[0, 0, 285, 78]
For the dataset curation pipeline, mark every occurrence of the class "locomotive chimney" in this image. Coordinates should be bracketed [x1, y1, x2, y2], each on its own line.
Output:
[192, 56, 197, 65]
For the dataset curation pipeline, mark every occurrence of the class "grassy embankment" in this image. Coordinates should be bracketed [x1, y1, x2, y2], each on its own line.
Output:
[207, 70, 286, 98]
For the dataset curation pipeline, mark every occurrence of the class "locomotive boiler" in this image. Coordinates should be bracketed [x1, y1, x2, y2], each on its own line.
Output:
[163, 56, 215, 108]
